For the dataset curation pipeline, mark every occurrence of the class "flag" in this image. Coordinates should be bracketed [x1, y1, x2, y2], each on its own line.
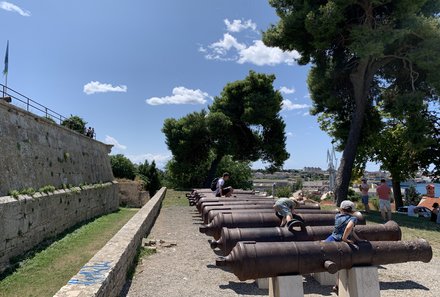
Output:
[3, 40, 8, 76]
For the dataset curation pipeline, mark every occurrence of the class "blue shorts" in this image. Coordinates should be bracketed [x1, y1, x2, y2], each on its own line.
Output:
[274, 204, 292, 217]
[362, 195, 369, 204]
[324, 235, 337, 242]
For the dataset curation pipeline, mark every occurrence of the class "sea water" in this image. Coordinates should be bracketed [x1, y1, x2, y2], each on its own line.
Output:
[415, 183, 440, 196]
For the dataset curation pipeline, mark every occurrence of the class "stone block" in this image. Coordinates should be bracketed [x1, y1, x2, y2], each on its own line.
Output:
[338, 267, 380, 297]
[269, 275, 303, 297]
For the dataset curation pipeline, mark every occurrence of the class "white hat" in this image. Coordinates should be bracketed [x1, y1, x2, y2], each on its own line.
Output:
[340, 200, 355, 211]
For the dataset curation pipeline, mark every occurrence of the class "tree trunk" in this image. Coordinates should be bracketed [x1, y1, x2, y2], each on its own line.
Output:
[335, 60, 373, 206]
[391, 179, 403, 209]
[204, 155, 223, 188]
[334, 105, 366, 205]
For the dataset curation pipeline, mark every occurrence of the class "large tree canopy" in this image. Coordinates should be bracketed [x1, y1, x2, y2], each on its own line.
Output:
[162, 71, 290, 188]
[263, 0, 440, 205]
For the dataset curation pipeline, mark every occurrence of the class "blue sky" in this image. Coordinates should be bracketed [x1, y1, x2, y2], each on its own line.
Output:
[0, 0, 380, 171]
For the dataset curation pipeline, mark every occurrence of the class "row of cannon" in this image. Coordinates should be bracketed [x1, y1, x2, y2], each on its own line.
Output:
[187, 190, 432, 282]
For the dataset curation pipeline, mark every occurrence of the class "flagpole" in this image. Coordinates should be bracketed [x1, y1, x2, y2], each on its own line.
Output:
[3, 40, 9, 98]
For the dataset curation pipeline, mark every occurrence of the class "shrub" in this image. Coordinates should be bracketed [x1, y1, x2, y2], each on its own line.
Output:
[8, 190, 19, 198]
[20, 188, 35, 196]
[110, 154, 136, 180]
[275, 186, 292, 198]
[347, 188, 361, 202]
[61, 115, 87, 134]
[38, 185, 56, 194]
[370, 197, 380, 210]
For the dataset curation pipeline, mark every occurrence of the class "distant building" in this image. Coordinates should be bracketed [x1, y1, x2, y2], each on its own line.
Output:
[303, 167, 324, 173]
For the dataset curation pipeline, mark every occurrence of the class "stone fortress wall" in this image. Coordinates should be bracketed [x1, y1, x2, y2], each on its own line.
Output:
[0, 100, 119, 273]
[0, 100, 114, 196]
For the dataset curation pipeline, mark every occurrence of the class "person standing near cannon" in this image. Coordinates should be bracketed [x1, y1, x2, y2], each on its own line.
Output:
[376, 178, 392, 222]
[359, 178, 370, 213]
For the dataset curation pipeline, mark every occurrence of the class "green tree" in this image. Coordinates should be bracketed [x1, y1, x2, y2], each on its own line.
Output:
[162, 71, 290, 188]
[371, 109, 439, 208]
[61, 115, 87, 134]
[206, 70, 289, 184]
[137, 160, 163, 197]
[110, 154, 136, 180]
[263, 0, 440, 205]
[216, 155, 253, 190]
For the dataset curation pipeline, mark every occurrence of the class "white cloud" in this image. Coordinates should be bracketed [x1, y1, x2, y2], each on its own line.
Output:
[282, 99, 310, 111]
[280, 87, 295, 94]
[127, 153, 172, 168]
[146, 86, 210, 105]
[286, 132, 293, 137]
[0, 1, 30, 16]
[303, 112, 310, 116]
[224, 19, 257, 32]
[237, 40, 300, 66]
[304, 93, 311, 99]
[83, 81, 127, 95]
[105, 135, 127, 150]
[202, 34, 300, 66]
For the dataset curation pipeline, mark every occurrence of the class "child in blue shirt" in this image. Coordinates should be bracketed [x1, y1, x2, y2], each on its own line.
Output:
[325, 200, 358, 243]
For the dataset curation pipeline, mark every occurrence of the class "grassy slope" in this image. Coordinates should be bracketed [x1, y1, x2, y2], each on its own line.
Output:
[0, 208, 138, 297]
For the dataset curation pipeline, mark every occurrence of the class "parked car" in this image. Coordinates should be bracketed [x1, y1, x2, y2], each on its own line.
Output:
[396, 206, 432, 218]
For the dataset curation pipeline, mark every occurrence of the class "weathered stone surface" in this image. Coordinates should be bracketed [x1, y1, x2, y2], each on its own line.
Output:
[117, 179, 149, 208]
[0, 100, 114, 196]
[0, 183, 119, 273]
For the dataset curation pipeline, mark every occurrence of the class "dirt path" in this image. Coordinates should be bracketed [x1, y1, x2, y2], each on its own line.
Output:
[124, 205, 439, 297]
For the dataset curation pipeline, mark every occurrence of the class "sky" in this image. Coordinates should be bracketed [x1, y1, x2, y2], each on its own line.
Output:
[0, 0, 380, 171]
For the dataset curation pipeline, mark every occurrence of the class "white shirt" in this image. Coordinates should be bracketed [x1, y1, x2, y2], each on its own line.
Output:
[216, 178, 225, 195]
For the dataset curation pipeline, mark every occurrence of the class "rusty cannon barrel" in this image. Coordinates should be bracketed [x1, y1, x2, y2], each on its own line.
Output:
[216, 239, 432, 281]
[196, 197, 274, 211]
[211, 221, 401, 256]
[201, 203, 321, 223]
[199, 200, 275, 213]
[199, 200, 319, 213]
[206, 208, 338, 224]
[200, 212, 365, 239]
[202, 204, 273, 223]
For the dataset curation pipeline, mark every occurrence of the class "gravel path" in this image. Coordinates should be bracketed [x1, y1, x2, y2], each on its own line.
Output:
[124, 205, 439, 297]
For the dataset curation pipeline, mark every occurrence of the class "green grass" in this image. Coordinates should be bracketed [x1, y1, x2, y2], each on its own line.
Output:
[363, 210, 440, 257]
[321, 203, 440, 257]
[162, 189, 190, 208]
[0, 208, 138, 297]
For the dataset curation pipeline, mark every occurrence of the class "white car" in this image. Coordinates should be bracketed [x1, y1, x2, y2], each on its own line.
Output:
[396, 206, 432, 218]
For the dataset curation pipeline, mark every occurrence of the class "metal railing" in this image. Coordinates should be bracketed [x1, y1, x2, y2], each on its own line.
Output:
[1, 83, 96, 139]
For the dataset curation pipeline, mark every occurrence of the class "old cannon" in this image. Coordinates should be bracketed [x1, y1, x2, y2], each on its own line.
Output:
[216, 239, 432, 281]
[206, 208, 338, 224]
[211, 220, 401, 256]
[201, 203, 321, 223]
[200, 212, 365, 240]
[192, 195, 266, 207]
[199, 200, 275, 213]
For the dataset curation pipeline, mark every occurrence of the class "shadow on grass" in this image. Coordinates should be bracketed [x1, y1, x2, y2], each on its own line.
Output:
[363, 211, 440, 232]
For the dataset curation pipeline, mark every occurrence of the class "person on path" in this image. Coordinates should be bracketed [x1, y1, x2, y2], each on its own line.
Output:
[215, 172, 233, 197]
[376, 178, 392, 222]
[359, 178, 370, 213]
